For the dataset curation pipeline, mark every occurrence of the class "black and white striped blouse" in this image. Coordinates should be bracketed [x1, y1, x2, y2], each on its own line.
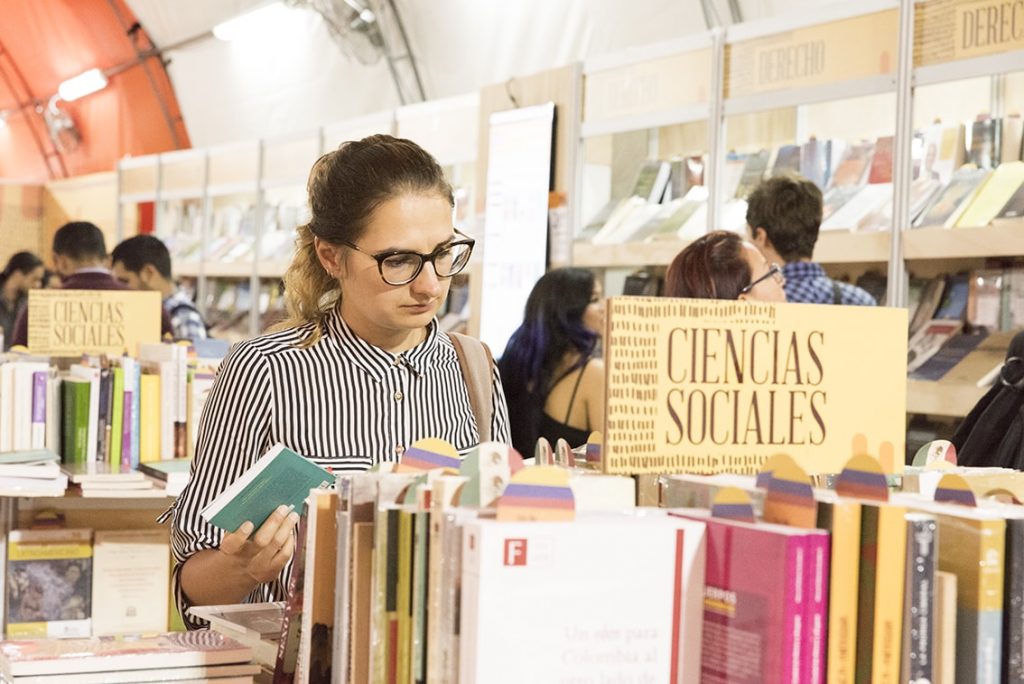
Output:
[168, 307, 511, 627]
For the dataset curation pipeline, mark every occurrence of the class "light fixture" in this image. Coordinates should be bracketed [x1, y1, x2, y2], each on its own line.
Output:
[57, 68, 109, 102]
[213, 2, 290, 41]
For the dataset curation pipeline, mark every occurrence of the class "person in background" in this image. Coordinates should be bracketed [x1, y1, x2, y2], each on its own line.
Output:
[0, 251, 44, 350]
[499, 267, 605, 457]
[746, 174, 876, 305]
[8, 222, 172, 347]
[111, 234, 208, 341]
[665, 230, 787, 303]
[42, 269, 62, 289]
[170, 134, 511, 629]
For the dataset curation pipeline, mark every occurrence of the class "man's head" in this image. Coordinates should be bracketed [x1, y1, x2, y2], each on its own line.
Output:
[746, 174, 823, 263]
[51, 222, 107, 277]
[110, 235, 173, 293]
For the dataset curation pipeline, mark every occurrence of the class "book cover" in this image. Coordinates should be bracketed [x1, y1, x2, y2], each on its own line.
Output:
[90, 530, 169, 636]
[821, 184, 892, 232]
[11, 364, 48, 452]
[935, 274, 970, 320]
[935, 509, 1005, 684]
[914, 168, 992, 228]
[459, 513, 707, 684]
[827, 141, 874, 190]
[273, 501, 310, 684]
[902, 513, 937, 684]
[0, 631, 252, 678]
[733, 149, 771, 199]
[200, 443, 333, 533]
[770, 144, 802, 177]
[1003, 114, 1024, 163]
[805, 528, 831, 684]
[956, 161, 1024, 227]
[67, 365, 100, 464]
[6, 529, 92, 639]
[968, 270, 1004, 331]
[108, 366, 124, 467]
[910, 277, 947, 338]
[867, 135, 894, 184]
[855, 502, 907, 684]
[970, 118, 1003, 169]
[801, 137, 832, 189]
[997, 181, 1024, 220]
[907, 320, 964, 374]
[630, 160, 672, 203]
[677, 510, 819, 684]
[909, 330, 988, 382]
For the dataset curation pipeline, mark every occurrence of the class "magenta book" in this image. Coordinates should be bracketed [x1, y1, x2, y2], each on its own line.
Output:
[674, 510, 823, 684]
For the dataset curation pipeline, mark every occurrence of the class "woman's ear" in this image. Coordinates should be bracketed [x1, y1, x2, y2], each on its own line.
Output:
[314, 237, 343, 279]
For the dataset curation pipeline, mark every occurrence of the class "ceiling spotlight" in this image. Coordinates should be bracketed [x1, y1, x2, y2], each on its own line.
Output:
[57, 68, 109, 102]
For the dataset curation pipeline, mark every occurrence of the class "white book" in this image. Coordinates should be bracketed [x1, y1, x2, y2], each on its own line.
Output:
[568, 473, 636, 512]
[90, 530, 170, 636]
[68, 365, 100, 464]
[459, 512, 707, 684]
[44, 370, 60, 457]
[9, 662, 261, 684]
[821, 183, 892, 232]
[12, 363, 48, 451]
[0, 462, 61, 479]
[61, 462, 147, 484]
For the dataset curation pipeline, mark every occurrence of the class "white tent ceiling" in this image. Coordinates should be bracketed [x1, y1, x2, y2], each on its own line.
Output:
[126, 0, 837, 147]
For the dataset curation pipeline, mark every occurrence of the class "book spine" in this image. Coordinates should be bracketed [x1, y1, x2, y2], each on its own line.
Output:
[783, 536, 806, 684]
[131, 362, 141, 469]
[870, 505, 907, 684]
[73, 382, 90, 465]
[1003, 519, 1024, 684]
[805, 533, 830, 684]
[139, 373, 161, 463]
[97, 367, 111, 463]
[826, 501, 861, 684]
[902, 514, 937, 684]
[273, 502, 310, 684]
[109, 367, 124, 468]
[975, 519, 1006, 684]
[397, 510, 413, 684]
[856, 505, 880, 684]
[30, 371, 47, 450]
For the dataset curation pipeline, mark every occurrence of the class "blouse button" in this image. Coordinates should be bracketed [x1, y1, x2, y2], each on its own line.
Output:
[394, 390, 404, 401]
[394, 444, 405, 456]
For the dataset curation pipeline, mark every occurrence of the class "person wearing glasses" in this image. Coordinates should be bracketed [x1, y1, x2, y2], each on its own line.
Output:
[499, 268, 605, 456]
[664, 230, 787, 302]
[169, 134, 511, 627]
[746, 175, 876, 306]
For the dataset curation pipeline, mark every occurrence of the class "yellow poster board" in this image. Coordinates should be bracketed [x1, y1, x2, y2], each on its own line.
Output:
[915, 0, 1024, 67]
[725, 10, 898, 98]
[602, 297, 907, 476]
[27, 289, 162, 356]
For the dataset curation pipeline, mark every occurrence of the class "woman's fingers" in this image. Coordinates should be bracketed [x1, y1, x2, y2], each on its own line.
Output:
[219, 521, 255, 556]
[250, 505, 295, 548]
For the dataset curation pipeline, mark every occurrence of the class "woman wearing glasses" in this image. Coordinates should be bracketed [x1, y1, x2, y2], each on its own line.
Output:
[170, 135, 511, 627]
[664, 230, 787, 302]
[499, 268, 605, 456]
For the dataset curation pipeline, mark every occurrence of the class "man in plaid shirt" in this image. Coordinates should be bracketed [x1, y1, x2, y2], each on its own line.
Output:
[111, 235, 209, 340]
[747, 175, 876, 306]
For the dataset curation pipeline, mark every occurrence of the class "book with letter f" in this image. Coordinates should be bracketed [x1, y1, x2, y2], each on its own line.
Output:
[200, 443, 334, 532]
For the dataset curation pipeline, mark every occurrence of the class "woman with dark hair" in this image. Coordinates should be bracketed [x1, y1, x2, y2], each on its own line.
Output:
[665, 230, 786, 302]
[499, 268, 605, 456]
[0, 251, 44, 350]
[170, 134, 511, 627]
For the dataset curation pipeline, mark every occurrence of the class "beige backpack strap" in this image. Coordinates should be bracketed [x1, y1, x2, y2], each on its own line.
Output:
[449, 332, 494, 443]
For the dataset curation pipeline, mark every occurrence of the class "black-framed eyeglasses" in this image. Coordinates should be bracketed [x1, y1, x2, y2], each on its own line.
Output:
[341, 229, 476, 286]
[740, 263, 784, 295]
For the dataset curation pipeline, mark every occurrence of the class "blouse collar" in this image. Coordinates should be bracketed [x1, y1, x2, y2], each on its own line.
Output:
[324, 306, 442, 380]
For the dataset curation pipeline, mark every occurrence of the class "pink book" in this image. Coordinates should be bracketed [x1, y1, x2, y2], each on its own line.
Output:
[673, 510, 822, 684]
[804, 530, 831, 684]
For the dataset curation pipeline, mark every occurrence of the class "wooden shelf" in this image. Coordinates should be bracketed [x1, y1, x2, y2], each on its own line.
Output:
[903, 222, 1024, 260]
[176, 260, 289, 279]
[814, 231, 891, 263]
[906, 378, 986, 418]
[572, 241, 681, 268]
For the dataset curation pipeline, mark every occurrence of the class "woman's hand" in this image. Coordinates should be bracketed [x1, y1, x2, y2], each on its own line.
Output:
[218, 504, 300, 584]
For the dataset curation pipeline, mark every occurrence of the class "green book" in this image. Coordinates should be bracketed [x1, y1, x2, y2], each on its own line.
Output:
[62, 378, 91, 465]
[200, 443, 334, 533]
[109, 367, 124, 467]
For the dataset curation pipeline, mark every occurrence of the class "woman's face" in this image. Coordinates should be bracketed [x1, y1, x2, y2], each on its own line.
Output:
[335, 192, 456, 340]
[582, 279, 605, 336]
[738, 242, 786, 303]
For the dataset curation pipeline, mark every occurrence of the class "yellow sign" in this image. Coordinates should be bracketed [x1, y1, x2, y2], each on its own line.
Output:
[584, 50, 712, 124]
[27, 289, 162, 356]
[725, 10, 897, 98]
[602, 297, 907, 476]
[915, 0, 1024, 67]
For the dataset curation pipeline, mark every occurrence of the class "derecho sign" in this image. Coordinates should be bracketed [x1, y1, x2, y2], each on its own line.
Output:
[603, 297, 907, 476]
[27, 290, 162, 356]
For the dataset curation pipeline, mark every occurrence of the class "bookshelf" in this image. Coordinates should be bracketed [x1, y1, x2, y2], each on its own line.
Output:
[906, 378, 987, 418]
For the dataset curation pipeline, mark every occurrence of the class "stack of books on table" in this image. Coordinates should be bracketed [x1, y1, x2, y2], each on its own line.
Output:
[0, 451, 67, 497]
[137, 459, 192, 497]
[189, 602, 284, 675]
[0, 631, 258, 683]
[60, 463, 169, 498]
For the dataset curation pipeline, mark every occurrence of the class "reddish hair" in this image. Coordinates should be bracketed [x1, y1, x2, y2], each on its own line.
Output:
[664, 231, 752, 300]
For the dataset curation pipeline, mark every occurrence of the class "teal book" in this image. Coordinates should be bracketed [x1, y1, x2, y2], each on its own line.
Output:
[200, 443, 334, 532]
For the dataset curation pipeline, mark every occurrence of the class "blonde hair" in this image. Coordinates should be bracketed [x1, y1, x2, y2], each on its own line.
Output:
[272, 134, 453, 347]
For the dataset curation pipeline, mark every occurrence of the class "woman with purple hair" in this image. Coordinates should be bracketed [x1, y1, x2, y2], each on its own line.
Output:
[498, 268, 605, 456]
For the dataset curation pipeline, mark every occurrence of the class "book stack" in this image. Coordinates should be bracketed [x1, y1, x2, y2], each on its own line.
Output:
[0, 631, 258, 683]
[137, 459, 192, 496]
[0, 451, 67, 497]
[60, 462, 165, 498]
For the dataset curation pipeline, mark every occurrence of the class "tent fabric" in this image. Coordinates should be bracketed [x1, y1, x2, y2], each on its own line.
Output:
[0, 0, 189, 180]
